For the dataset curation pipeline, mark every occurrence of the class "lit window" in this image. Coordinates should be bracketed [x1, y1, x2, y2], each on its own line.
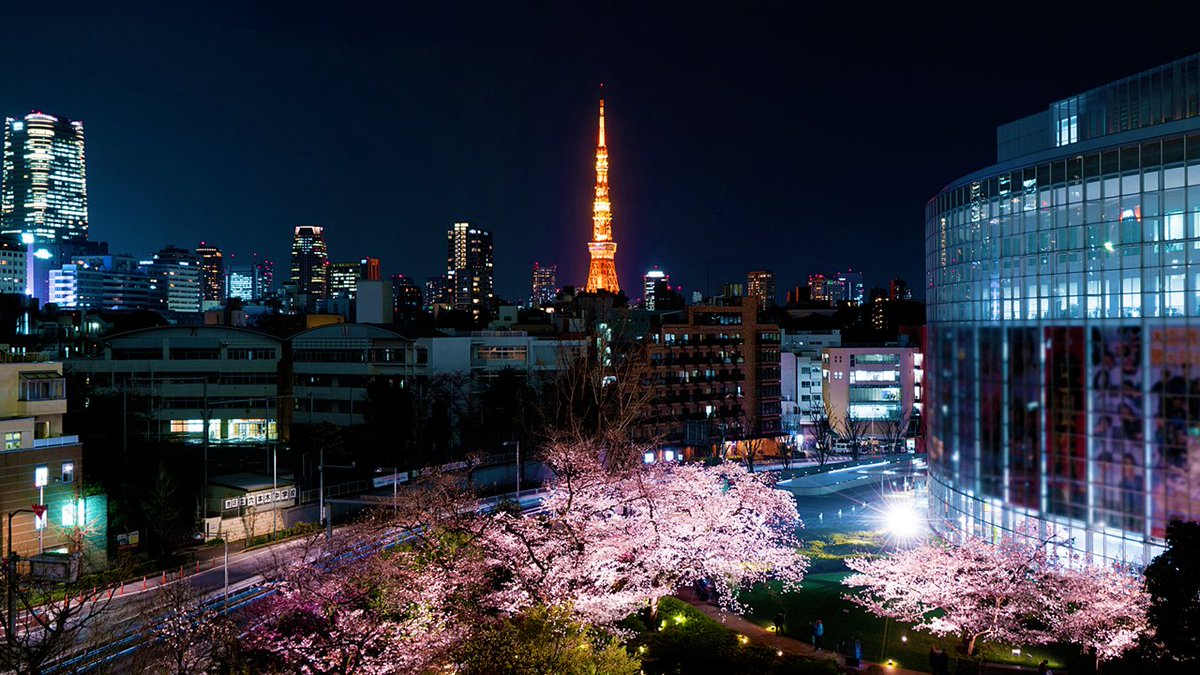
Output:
[61, 462, 74, 483]
[4, 432, 20, 450]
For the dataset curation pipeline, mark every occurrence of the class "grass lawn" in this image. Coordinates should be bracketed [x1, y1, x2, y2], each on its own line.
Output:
[738, 531, 1076, 673]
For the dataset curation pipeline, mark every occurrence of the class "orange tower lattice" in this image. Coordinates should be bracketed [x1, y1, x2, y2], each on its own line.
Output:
[584, 95, 620, 293]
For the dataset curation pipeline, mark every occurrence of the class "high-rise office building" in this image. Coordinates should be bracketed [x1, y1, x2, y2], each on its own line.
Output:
[835, 269, 864, 304]
[360, 257, 381, 281]
[50, 255, 155, 310]
[889, 277, 912, 301]
[196, 242, 226, 304]
[584, 96, 620, 293]
[446, 222, 494, 319]
[227, 269, 253, 300]
[425, 275, 452, 308]
[1, 113, 89, 244]
[146, 245, 202, 313]
[290, 226, 329, 304]
[927, 52, 1200, 565]
[329, 261, 360, 299]
[391, 274, 423, 314]
[253, 255, 274, 300]
[531, 262, 558, 308]
[747, 270, 776, 309]
[643, 267, 668, 310]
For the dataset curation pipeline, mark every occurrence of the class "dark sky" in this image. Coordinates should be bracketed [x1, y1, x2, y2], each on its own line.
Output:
[3, 2, 1199, 302]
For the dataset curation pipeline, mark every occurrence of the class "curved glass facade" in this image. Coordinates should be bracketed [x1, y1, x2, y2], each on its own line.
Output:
[926, 56, 1200, 565]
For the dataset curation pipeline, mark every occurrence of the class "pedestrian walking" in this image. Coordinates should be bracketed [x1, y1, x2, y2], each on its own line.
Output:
[813, 618, 824, 650]
[773, 612, 786, 635]
[1037, 660, 1051, 675]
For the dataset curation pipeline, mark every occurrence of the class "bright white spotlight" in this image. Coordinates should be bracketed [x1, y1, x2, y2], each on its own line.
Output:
[882, 499, 922, 542]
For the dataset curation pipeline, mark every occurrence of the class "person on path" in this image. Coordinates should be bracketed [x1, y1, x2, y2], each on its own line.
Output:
[813, 618, 824, 650]
[929, 646, 941, 673]
[1038, 660, 1051, 675]
[773, 612, 786, 635]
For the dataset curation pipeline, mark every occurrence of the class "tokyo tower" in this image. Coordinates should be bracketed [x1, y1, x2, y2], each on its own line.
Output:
[584, 94, 620, 293]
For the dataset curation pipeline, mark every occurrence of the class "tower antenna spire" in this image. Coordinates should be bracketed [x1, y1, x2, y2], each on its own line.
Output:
[584, 87, 619, 293]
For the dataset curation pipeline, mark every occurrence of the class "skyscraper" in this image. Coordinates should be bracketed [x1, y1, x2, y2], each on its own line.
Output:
[531, 262, 557, 308]
[584, 96, 620, 293]
[146, 245, 202, 313]
[253, 255, 274, 299]
[196, 241, 226, 304]
[446, 222, 494, 320]
[360, 257, 381, 281]
[329, 261, 359, 299]
[747, 270, 776, 309]
[643, 267, 668, 310]
[425, 275, 452, 308]
[835, 269, 864, 304]
[1, 113, 89, 244]
[290, 226, 329, 304]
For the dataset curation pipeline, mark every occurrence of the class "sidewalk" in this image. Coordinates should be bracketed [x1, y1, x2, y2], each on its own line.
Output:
[677, 589, 926, 674]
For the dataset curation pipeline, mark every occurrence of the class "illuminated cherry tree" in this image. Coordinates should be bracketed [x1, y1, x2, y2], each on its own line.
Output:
[843, 527, 1149, 660]
[246, 441, 809, 670]
[485, 441, 809, 623]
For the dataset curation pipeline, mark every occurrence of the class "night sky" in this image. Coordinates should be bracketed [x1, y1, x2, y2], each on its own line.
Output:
[3, 3, 1199, 302]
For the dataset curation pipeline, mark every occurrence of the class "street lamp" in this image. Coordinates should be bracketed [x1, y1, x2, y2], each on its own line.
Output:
[6, 505, 47, 639]
[502, 440, 520, 497]
[375, 467, 402, 515]
[319, 448, 355, 541]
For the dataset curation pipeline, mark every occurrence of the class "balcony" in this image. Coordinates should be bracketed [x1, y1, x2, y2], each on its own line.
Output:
[32, 435, 80, 449]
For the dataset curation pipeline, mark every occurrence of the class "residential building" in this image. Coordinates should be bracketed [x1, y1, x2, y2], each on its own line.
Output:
[445, 222, 494, 320]
[643, 299, 781, 452]
[0, 361, 93, 560]
[926, 52, 1200, 564]
[289, 226, 329, 305]
[1, 113, 89, 244]
[531, 262, 557, 308]
[779, 330, 842, 439]
[391, 275, 422, 315]
[196, 242, 226, 306]
[889, 277, 912, 301]
[747, 270, 776, 309]
[424, 275, 452, 309]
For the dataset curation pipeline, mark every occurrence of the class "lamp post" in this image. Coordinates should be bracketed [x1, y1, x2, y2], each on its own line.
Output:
[502, 440, 520, 497]
[319, 448, 355, 541]
[375, 467, 401, 515]
[6, 506, 46, 639]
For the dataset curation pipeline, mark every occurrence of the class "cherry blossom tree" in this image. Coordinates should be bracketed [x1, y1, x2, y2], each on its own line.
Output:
[843, 527, 1149, 660]
[244, 441, 808, 670]
[485, 441, 808, 623]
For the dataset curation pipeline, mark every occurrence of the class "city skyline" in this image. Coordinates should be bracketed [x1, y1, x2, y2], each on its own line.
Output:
[1, 5, 1199, 302]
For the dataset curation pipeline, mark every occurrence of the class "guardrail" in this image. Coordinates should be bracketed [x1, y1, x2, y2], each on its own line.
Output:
[32, 435, 81, 448]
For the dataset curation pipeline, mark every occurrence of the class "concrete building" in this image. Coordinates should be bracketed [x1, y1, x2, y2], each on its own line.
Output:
[0, 360, 91, 560]
[146, 245, 202, 314]
[446, 222, 494, 320]
[65, 326, 283, 444]
[821, 346, 922, 450]
[747, 270, 776, 309]
[643, 299, 782, 451]
[779, 330, 842, 440]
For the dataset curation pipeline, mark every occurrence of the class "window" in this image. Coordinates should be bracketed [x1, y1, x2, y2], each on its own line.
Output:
[4, 432, 20, 450]
[19, 372, 65, 401]
[61, 462, 74, 483]
[34, 465, 48, 488]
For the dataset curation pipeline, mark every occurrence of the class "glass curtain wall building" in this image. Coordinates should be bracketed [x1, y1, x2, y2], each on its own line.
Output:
[926, 53, 1200, 565]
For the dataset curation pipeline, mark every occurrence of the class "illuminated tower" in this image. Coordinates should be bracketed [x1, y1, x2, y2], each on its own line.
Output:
[2, 113, 89, 243]
[290, 225, 329, 303]
[584, 96, 620, 293]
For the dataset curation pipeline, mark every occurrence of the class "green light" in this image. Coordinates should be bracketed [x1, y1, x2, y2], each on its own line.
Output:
[1103, 241, 1115, 253]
